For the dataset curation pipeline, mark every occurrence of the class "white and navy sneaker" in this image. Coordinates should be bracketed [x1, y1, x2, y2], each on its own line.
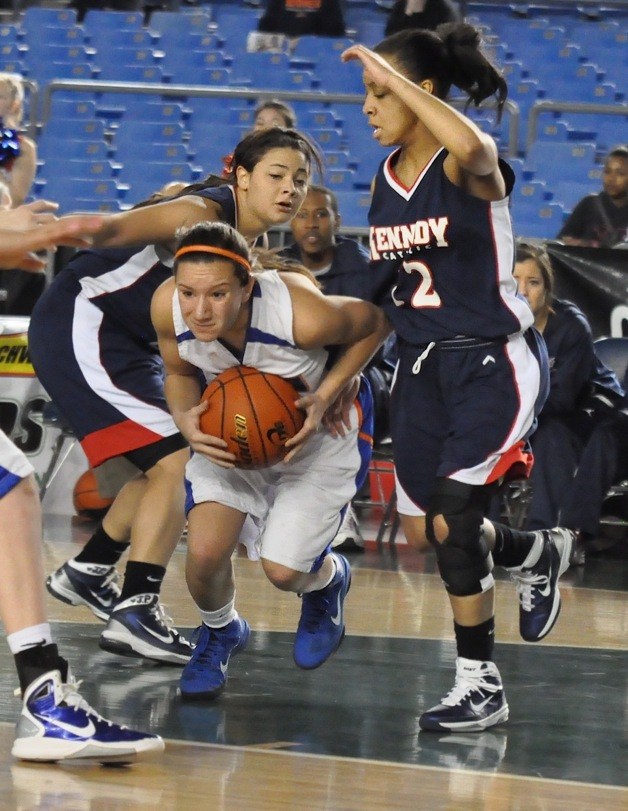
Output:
[179, 618, 250, 700]
[419, 658, 509, 733]
[508, 527, 573, 642]
[12, 669, 164, 762]
[331, 505, 365, 552]
[46, 560, 120, 621]
[293, 553, 351, 670]
[99, 593, 192, 665]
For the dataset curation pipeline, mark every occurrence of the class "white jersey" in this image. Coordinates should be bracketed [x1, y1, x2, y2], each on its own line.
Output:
[0, 429, 34, 498]
[173, 270, 328, 392]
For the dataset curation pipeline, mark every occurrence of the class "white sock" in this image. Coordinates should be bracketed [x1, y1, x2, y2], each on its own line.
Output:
[199, 596, 237, 629]
[7, 623, 54, 654]
[522, 533, 545, 568]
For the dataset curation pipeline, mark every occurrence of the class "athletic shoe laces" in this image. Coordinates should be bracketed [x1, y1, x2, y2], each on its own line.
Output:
[442, 670, 500, 708]
[511, 570, 549, 612]
[149, 601, 188, 645]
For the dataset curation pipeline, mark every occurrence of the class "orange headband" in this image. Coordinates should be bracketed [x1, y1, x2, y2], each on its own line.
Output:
[174, 245, 251, 272]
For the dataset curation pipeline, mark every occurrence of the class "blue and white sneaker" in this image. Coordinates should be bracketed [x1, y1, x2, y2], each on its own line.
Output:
[46, 560, 120, 622]
[509, 527, 573, 642]
[419, 658, 509, 733]
[293, 553, 351, 670]
[99, 593, 191, 665]
[180, 618, 250, 700]
[11, 669, 164, 762]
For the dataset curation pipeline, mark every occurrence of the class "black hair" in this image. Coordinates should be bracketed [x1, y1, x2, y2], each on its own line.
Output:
[169, 127, 323, 197]
[306, 183, 339, 216]
[173, 221, 250, 286]
[375, 22, 508, 121]
[607, 145, 628, 161]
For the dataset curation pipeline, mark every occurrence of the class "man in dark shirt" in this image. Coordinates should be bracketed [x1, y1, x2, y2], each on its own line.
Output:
[282, 185, 393, 550]
[557, 145, 628, 248]
[281, 184, 371, 298]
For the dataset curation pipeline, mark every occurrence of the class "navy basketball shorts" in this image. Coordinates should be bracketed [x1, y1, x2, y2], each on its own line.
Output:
[28, 275, 182, 469]
[391, 332, 545, 516]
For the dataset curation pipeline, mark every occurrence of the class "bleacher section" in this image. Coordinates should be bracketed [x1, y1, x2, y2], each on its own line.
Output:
[0, 1, 626, 236]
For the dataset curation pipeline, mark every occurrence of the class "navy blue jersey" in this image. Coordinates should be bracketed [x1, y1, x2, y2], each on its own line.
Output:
[60, 185, 237, 347]
[542, 298, 624, 414]
[368, 147, 533, 343]
[281, 235, 371, 299]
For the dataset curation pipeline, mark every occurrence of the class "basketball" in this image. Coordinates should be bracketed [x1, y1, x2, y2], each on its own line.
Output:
[199, 366, 305, 469]
[73, 469, 114, 518]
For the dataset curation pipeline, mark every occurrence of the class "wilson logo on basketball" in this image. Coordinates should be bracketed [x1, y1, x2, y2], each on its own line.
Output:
[230, 413, 253, 466]
[266, 421, 289, 447]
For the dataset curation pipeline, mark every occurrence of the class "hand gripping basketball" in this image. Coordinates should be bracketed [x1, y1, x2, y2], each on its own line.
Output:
[199, 366, 305, 469]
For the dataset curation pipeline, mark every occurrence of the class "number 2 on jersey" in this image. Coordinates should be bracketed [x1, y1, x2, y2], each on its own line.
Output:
[392, 260, 442, 309]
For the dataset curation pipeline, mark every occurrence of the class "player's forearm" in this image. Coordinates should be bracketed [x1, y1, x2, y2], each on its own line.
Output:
[318, 310, 391, 404]
[164, 373, 203, 428]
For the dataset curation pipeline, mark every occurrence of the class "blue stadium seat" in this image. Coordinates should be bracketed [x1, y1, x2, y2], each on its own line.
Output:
[309, 128, 344, 152]
[526, 141, 598, 183]
[161, 49, 230, 83]
[313, 59, 364, 93]
[113, 141, 190, 167]
[116, 99, 187, 125]
[41, 117, 107, 141]
[82, 9, 145, 33]
[24, 43, 95, 67]
[21, 5, 78, 29]
[49, 97, 98, 121]
[324, 167, 356, 191]
[37, 136, 110, 165]
[87, 28, 154, 52]
[20, 23, 86, 48]
[0, 42, 26, 73]
[511, 201, 566, 240]
[38, 177, 126, 213]
[27, 60, 97, 85]
[292, 36, 353, 65]
[113, 120, 186, 148]
[333, 190, 371, 229]
[554, 180, 598, 212]
[149, 9, 214, 38]
[96, 63, 165, 83]
[116, 161, 201, 203]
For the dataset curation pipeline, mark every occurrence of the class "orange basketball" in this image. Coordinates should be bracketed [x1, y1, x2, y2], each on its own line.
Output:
[73, 469, 114, 518]
[199, 366, 305, 469]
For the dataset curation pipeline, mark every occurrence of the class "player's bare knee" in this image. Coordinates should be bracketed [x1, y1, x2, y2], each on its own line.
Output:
[426, 479, 494, 597]
[261, 558, 302, 592]
[400, 514, 430, 550]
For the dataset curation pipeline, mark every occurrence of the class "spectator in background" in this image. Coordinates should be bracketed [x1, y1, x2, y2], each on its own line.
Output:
[281, 184, 394, 551]
[385, 0, 461, 37]
[557, 145, 628, 248]
[258, 0, 346, 38]
[253, 100, 297, 131]
[561, 379, 628, 566]
[0, 73, 36, 207]
[513, 242, 624, 556]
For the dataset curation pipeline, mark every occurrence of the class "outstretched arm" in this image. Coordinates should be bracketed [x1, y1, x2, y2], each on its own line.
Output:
[0, 214, 104, 271]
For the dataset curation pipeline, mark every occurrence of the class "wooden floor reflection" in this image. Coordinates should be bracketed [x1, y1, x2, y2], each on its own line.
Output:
[0, 513, 624, 810]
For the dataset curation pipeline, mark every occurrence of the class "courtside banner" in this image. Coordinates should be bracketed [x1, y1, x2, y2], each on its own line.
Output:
[546, 243, 628, 339]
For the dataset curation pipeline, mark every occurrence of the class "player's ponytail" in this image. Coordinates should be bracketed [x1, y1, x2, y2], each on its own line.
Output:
[375, 22, 507, 122]
[436, 22, 507, 121]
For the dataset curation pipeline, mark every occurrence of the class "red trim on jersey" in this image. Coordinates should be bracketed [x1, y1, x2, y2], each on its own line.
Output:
[487, 439, 533, 484]
[81, 420, 164, 467]
[384, 147, 444, 198]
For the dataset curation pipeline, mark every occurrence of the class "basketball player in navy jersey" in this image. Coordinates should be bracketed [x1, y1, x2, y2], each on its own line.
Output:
[0, 213, 163, 761]
[152, 221, 386, 699]
[343, 24, 574, 731]
[28, 129, 322, 667]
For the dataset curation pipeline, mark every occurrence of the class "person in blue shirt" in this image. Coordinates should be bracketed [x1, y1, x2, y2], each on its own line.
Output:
[513, 241, 624, 562]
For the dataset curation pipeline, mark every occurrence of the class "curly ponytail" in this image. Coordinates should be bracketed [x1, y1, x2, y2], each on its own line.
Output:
[375, 22, 507, 122]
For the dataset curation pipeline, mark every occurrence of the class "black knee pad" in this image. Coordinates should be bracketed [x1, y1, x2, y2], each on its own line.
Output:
[425, 478, 495, 596]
